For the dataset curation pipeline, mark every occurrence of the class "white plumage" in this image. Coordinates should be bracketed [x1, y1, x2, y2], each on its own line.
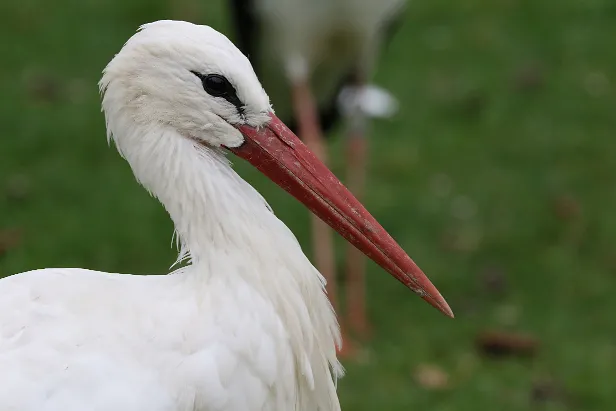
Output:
[0, 20, 450, 411]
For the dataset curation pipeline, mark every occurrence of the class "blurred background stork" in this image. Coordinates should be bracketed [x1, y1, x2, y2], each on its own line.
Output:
[2, 0, 616, 409]
[228, 0, 406, 353]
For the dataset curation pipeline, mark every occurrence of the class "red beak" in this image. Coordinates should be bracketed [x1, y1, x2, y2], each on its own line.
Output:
[227, 113, 453, 318]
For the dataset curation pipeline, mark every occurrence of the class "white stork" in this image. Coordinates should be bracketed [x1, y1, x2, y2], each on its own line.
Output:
[0, 21, 451, 411]
[228, 0, 407, 350]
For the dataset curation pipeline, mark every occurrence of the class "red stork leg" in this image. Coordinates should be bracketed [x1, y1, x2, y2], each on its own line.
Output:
[344, 132, 372, 340]
[290, 80, 357, 357]
[341, 69, 374, 341]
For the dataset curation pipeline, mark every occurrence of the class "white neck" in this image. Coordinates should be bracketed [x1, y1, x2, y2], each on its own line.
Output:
[110, 122, 343, 407]
[131, 130, 274, 263]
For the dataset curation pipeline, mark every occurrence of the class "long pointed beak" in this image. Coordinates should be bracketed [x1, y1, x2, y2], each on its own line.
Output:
[227, 113, 453, 318]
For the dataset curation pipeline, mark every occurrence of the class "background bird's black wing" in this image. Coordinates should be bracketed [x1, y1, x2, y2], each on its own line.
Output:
[228, 0, 261, 77]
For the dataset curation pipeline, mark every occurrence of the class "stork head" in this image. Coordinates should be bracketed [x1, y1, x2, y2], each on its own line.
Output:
[100, 20, 272, 150]
[100, 20, 453, 318]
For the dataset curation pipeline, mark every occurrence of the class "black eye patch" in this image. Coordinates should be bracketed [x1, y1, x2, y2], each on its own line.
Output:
[190, 71, 245, 115]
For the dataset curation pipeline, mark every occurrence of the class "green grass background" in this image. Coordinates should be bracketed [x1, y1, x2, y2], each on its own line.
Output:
[1, 0, 615, 409]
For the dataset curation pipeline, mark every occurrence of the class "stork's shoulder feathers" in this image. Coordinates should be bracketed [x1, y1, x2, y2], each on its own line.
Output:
[0, 269, 181, 411]
[0, 268, 340, 411]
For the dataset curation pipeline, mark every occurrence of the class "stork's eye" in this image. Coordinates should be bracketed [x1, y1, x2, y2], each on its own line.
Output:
[202, 74, 230, 97]
[191, 72, 232, 97]
[190, 71, 245, 116]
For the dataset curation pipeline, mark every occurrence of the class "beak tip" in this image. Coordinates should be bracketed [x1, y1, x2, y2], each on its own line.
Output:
[426, 294, 455, 319]
[442, 303, 455, 319]
[417, 280, 454, 318]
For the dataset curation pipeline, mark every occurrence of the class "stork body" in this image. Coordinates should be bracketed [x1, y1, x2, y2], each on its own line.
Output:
[0, 21, 449, 411]
[229, 0, 406, 348]
[0, 268, 330, 410]
[230, 0, 404, 131]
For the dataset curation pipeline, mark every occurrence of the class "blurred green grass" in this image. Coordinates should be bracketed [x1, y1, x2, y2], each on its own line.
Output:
[1, 0, 615, 409]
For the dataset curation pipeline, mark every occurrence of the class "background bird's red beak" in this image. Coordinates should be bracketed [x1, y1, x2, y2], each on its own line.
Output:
[227, 113, 453, 318]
